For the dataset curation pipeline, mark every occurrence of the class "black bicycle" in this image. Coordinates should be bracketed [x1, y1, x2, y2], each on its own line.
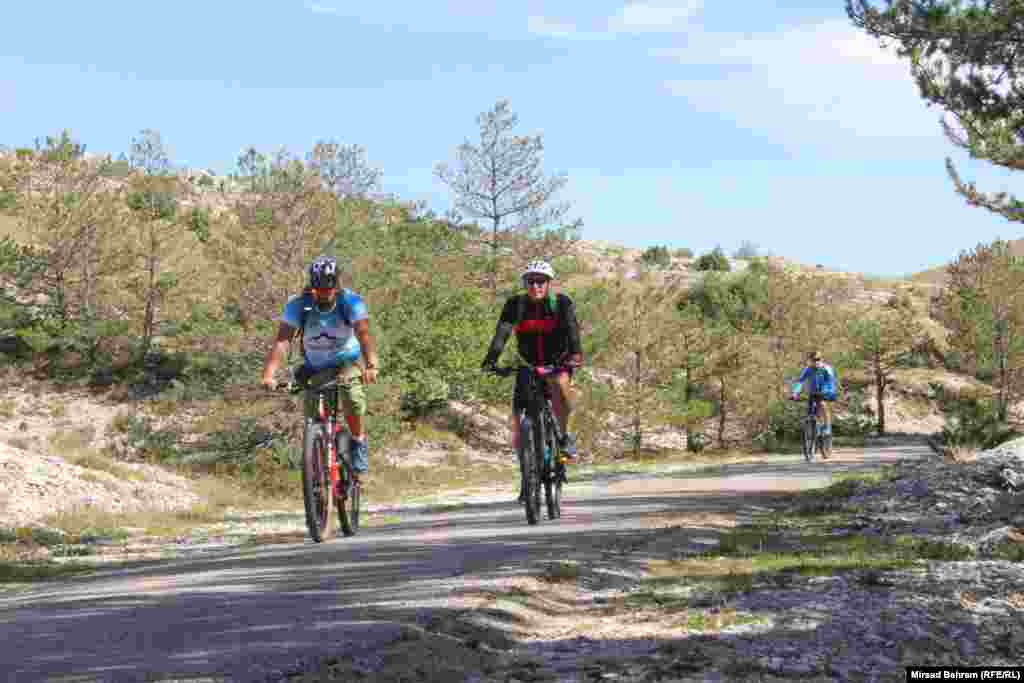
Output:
[283, 369, 360, 541]
[489, 362, 570, 525]
[795, 392, 832, 462]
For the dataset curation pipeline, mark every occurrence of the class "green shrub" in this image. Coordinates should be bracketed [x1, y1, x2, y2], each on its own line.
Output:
[694, 247, 731, 272]
[674, 247, 694, 259]
[122, 415, 179, 461]
[99, 159, 132, 178]
[399, 370, 450, 418]
[640, 245, 671, 269]
[0, 191, 16, 210]
[551, 254, 588, 278]
[832, 388, 874, 436]
[753, 398, 805, 451]
[932, 383, 1018, 449]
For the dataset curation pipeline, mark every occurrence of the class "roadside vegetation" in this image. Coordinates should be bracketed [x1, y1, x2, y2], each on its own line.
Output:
[1, 91, 1022, 554]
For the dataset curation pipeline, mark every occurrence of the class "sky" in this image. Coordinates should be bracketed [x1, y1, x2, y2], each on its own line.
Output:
[2, 0, 1021, 277]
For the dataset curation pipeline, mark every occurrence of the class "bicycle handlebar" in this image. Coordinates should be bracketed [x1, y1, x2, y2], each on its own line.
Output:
[486, 362, 578, 379]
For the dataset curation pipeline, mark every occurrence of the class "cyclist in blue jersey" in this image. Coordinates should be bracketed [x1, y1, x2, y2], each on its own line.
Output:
[791, 351, 837, 438]
[261, 256, 379, 485]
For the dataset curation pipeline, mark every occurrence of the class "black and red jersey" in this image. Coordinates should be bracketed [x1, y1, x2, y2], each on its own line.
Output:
[487, 293, 582, 367]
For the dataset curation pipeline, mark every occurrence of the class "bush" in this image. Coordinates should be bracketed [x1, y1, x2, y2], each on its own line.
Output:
[99, 159, 132, 179]
[752, 399, 805, 451]
[399, 370, 450, 418]
[887, 294, 913, 310]
[121, 415, 179, 461]
[686, 431, 708, 453]
[0, 191, 16, 210]
[551, 254, 588, 278]
[832, 388, 874, 436]
[674, 247, 694, 259]
[640, 245, 671, 269]
[694, 247, 731, 272]
[932, 383, 1018, 449]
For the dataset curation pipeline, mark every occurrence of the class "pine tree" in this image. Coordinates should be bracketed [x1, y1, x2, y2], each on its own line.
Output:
[849, 0, 1024, 220]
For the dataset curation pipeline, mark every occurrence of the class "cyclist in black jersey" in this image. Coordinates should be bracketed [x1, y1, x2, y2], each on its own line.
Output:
[482, 260, 584, 467]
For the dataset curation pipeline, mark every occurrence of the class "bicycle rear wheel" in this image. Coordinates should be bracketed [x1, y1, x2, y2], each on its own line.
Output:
[301, 421, 332, 543]
[519, 413, 541, 525]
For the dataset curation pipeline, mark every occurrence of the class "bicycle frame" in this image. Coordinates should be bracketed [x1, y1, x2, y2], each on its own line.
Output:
[801, 395, 830, 460]
[311, 382, 355, 498]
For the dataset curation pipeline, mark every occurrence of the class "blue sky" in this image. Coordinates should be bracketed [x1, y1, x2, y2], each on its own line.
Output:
[2, 1, 1020, 276]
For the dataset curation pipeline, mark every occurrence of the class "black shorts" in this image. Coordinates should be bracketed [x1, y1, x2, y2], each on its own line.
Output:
[513, 367, 573, 415]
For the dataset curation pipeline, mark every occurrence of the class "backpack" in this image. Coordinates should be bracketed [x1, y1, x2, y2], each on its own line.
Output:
[293, 287, 352, 357]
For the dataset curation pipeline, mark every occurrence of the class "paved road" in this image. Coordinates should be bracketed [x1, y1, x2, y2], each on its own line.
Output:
[0, 439, 930, 682]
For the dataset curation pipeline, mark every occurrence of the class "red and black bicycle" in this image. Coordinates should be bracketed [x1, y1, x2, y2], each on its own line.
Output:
[284, 372, 360, 542]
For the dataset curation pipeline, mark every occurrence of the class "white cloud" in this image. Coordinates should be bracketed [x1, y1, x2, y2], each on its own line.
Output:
[610, 1, 703, 33]
[529, 1, 703, 41]
[307, 3, 342, 15]
[654, 20, 943, 154]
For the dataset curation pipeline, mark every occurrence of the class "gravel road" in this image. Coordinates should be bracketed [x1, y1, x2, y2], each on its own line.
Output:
[0, 439, 929, 682]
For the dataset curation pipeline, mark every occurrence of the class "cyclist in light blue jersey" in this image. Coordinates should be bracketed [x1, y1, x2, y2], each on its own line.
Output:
[261, 256, 379, 484]
[791, 351, 837, 437]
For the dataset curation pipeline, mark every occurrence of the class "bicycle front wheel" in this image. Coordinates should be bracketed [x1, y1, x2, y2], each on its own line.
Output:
[337, 448, 360, 537]
[302, 421, 332, 543]
[543, 414, 561, 520]
[802, 419, 814, 463]
[519, 413, 541, 525]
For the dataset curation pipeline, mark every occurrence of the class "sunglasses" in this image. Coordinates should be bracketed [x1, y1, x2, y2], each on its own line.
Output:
[524, 278, 549, 287]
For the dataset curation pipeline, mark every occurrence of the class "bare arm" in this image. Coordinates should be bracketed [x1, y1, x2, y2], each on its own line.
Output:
[354, 319, 379, 384]
[261, 322, 296, 387]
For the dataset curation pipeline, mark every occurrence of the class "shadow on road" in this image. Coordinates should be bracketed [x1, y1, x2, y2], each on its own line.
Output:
[0, 439, 935, 682]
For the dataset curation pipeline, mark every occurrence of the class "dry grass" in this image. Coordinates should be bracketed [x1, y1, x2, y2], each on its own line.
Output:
[70, 449, 145, 481]
[41, 501, 225, 538]
[0, 399, 16, 419]
[46, 424, 96, 454]
[369, 460, 516, 503]
[0, 212, 21, 239]
[393, 422, 466, 450]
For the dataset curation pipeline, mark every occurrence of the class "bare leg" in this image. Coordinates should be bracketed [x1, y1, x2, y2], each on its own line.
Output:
[545, 372, 573, 435]
[346, 414, 365, 441]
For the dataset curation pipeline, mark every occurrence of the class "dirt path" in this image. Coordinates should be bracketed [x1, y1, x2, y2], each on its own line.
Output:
[0, 438, 931, 682]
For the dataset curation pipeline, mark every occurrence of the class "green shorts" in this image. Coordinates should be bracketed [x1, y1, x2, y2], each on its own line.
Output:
[302, 365, 366, 419]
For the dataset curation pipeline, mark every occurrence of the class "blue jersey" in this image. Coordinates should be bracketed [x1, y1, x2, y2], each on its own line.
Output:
[796, 364, 837, 398]
[280, 289, 368, 371]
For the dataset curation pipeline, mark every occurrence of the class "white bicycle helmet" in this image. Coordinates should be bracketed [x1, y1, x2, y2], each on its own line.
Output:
[521, 260, 555, 285]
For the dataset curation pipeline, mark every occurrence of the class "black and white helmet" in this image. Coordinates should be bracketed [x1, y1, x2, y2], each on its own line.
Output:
[521, 260, 555, 285]
[308, 255, 339, 289]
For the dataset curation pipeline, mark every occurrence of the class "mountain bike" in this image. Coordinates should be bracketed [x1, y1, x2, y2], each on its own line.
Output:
[281, 368, 360, 542]
[795, 393, 831, 462]
[489, 362, 570, 525]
